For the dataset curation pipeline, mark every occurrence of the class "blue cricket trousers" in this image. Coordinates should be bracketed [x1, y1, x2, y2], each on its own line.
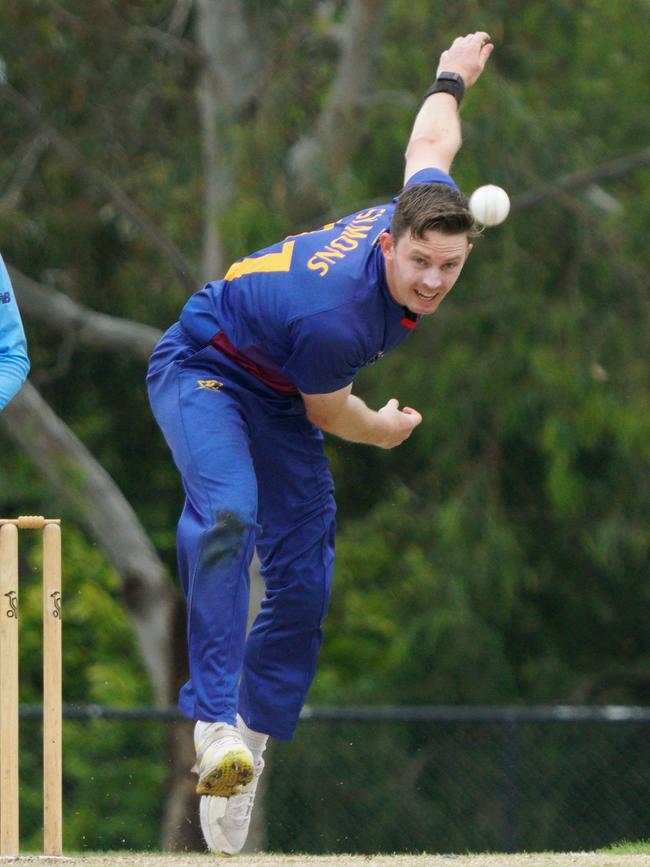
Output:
[146, 323, 336, 740]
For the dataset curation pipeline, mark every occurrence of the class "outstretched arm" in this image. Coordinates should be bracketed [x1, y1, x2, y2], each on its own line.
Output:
[404, 31, 494, 182]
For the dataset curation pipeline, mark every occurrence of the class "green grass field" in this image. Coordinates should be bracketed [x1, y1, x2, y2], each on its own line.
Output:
[3, 845, 650, 866]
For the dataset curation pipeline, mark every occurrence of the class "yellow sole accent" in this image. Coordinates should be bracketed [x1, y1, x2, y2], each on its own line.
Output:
[196, 748, 254, 798]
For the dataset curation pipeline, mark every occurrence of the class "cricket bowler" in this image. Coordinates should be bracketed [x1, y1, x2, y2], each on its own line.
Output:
[147, 31, 494, 854]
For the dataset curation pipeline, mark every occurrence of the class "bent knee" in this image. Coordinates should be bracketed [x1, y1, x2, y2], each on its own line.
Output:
[201, 508, 258, 565]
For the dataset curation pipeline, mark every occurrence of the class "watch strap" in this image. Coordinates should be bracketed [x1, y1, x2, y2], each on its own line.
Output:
[424, 71, 465, 106]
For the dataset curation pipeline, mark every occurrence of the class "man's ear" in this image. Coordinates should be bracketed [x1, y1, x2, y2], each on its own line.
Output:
[379, 231, 394, 260]
[465, 242, 474, 261]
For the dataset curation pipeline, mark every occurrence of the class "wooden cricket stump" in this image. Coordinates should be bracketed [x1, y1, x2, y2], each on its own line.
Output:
[0, 517, 63, 858]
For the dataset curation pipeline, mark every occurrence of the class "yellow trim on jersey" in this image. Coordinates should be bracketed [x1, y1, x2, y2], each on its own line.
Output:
[225, 240, 295, 281]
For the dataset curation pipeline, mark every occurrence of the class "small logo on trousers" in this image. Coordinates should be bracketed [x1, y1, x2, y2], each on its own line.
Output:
[196, 379, 223, 392]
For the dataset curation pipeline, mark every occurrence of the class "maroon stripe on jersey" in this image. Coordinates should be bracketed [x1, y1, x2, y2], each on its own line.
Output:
[210, 331, 299, 396]
[400, 316, 418, 330]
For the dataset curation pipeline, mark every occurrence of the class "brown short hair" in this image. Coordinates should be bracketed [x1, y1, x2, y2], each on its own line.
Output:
[391, 182, 478, 241]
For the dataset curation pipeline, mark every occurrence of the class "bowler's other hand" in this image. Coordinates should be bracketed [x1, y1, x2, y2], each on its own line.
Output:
[377, 399, 422, 449]
[436, 31, 494, 87]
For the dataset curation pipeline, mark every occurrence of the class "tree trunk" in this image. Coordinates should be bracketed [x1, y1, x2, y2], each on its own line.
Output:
[8, 265, 160, 361]
[0, 381, 176, 707]
[195, 0, 260, 282]
[1, 381, 208, 850]
[287, 0, 385, 215]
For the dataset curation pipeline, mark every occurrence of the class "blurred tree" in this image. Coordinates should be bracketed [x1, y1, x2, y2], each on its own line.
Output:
[0, 0, 648, 853]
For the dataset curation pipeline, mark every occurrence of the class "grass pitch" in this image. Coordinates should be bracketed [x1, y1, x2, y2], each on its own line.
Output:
[2, 852, 650, 866]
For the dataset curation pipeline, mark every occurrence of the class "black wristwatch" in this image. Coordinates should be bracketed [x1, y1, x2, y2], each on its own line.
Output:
[424, 71, 465, 106]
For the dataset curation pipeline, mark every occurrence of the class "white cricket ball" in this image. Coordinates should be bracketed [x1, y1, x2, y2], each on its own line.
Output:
[469, 184, 511, 226]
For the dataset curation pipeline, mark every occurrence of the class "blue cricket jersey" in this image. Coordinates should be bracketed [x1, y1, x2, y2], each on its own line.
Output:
[0, 255, 30, 411]
[180, 168, 458, 394]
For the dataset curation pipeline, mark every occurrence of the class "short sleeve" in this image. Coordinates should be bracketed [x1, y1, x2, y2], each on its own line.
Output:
[0, 255, 30, 411]
[282, 309, 366, 395]
[398, 167, 460, 196]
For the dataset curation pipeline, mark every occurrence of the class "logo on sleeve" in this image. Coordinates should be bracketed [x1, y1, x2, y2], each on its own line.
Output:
[196, 379, 223, 393]
[1, 292, 10, 304]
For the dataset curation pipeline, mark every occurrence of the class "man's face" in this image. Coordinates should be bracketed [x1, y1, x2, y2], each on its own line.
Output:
[379, 229, 472, 315]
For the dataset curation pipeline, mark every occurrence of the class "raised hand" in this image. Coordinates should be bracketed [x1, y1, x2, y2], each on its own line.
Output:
[436, 31, 494, 87]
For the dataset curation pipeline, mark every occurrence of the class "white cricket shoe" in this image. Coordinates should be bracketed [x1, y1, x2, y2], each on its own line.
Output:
[193, 721, 254, 798]
[199, 757, 264, 855]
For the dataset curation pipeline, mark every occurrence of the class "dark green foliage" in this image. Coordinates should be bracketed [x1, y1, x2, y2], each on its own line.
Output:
[21, 719, 165, 852]
[0, 0, 649, 852]
[267, 719, 650, 853]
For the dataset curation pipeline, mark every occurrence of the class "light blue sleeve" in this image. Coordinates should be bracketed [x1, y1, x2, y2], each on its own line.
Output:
[0, 254, 30, 411]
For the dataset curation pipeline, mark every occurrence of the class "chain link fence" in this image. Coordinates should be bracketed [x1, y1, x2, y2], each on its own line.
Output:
[267, 707, 650, 854]
[15, 705, 650, 853]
